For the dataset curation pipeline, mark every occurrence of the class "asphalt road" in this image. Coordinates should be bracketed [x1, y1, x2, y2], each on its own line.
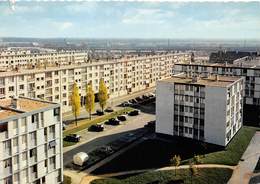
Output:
[63, 104, 155, 167]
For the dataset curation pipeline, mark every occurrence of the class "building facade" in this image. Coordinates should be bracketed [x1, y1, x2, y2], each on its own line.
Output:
[156, 74, 244, 146]
[173, 60, 260, 124]
[0, 97, 62, 184]
[0, 50, 89, 68]
[0, 53, 191, 112]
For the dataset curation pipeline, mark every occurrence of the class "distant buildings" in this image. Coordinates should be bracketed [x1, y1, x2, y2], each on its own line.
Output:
[0, 53, 191, 112]
[173, 57, 260, 124]
[0, 97, 62, 184]
[209, 51, 258, 64]
[156, 74, 244, 146]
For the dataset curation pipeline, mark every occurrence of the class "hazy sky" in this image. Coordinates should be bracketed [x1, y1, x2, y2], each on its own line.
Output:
[0, 1, 260, 39]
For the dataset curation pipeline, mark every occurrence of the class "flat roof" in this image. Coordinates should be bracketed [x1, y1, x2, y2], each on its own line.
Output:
[160, 74, 242, 87]
[0, 97, 56, 120]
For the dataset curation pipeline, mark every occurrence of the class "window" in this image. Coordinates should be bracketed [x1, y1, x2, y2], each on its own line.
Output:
[54, 108, 60, 116]
[32, 114, 38, 123]
[13, 138, 18, 147]
[22, 152, 27, 161]
[4, 159, 11, 168]
[30, 148, 36, 157]
[22, 135, 27, 144]
[8, 86, 14, 92]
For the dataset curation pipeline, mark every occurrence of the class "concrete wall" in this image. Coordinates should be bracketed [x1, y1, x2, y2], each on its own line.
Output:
[156, 82, 174, 136]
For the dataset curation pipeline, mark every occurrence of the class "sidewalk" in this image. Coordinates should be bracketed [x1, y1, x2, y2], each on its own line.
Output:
[228, 131, 260, 184]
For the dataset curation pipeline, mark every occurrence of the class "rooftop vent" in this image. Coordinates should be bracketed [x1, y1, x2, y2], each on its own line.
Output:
[11, 96, 19, 109]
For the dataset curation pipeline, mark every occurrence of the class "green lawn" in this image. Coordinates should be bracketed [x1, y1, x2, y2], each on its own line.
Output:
[91, 168, 233, 184]
[200, 126, 259, 165]
[93, 126, 258, 174]
[63, 107, 133, 147]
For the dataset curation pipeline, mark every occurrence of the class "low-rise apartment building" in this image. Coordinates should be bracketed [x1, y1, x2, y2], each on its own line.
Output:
[156, 74, 244, 146]
[173, 57, 260, 124]
[0, 53, 191, 112]
[0, 50, 89, 68]
[0, 97, 62, 184]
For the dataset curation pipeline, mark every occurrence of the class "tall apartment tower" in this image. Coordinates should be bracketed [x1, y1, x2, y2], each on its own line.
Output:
[0, 97, 62, 184]
[156, 74, 244, 146]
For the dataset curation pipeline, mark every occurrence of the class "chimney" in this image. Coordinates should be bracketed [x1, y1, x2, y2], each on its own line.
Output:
[11, 96, 19, 109]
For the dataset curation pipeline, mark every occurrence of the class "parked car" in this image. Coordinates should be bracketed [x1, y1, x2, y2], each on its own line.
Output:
[135, 96, 143, 102]
[128, 110, 140, 116]
[121, 101, 131, 107]
[142, 94, 150, 100]
[105, 107, 114, 112]
[105, 118, 121, 125]
[117, 115, 127, 121]
[88, 123, 104, 132]
[96, 109, 104, 116]
[97, 146, 114, 155]
[129, 99, 138, 104]
[73, 152, 89, 166]
[63, 134, 81, 142]
[144, 121, 155, 128]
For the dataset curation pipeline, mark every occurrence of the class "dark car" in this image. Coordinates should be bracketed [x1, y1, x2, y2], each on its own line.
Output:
[135, 96, 143, 102]
[96, 109, 104, 116]
[117, 115, 127, 121]
[128, 110, 140, 116]
[105, 118, 121, 125]
[121, 101, 132, 107]
[142, 94, 150, 100]
[144, 121, 156, 128]
[129, 99, 138, 104]
[63, 134, 81, 142]
[88, 123, 104, 132]
[105, 107, 114, 112]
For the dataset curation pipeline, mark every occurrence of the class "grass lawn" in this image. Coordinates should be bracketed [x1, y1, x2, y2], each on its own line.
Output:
[93, 126, 257, 174]
[63, 107, 133, 147]
[91, 168, 233, 184]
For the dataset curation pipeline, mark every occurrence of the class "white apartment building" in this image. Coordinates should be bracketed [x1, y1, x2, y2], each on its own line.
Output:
[0, 50, 89, 68]
[156, 74, 244, 146]
[173, 58, 260, 124]
[0, 97, 62, 184]
[0, 53, 191, 112]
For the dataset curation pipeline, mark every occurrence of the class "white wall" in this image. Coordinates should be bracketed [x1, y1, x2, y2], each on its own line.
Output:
[156, 82, 174, 136]
[205, 86, 227, 146]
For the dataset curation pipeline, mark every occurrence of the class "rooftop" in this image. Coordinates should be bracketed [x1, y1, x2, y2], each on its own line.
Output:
[176, 56, 260, 69]
[0, 97, 56, 120]
[160, 74, 242, 87]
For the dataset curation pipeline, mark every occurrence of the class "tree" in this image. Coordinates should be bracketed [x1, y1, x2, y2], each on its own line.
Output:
[193, 155, 202, 165]
[85, 82, 95, 119]
[170, 155, 181, 176]
[98, 78, 109, 112]
[71, 82, 81, 126]
[189, 161, 198, 184]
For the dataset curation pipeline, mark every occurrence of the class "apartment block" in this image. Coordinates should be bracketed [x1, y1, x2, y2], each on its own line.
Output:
[0, 97, 62, 184]
[0, 50, 89, 68]
[156, 74, 244, 146]
[173, 57, 260, 124]
[0, 53, 191, 112]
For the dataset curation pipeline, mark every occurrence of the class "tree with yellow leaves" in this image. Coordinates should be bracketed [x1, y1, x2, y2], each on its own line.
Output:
[71, 82, 81, 126]
[98, 78, 109, 112]
[85, 82, 95, 119]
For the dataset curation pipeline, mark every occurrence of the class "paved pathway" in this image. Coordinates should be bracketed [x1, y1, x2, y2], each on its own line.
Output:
[228, 131, 260, 184]
[80, 164, 236, 184]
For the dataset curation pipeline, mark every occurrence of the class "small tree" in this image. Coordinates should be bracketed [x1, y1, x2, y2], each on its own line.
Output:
[170, 155, 181, 176]
[85, 82, 95, 119]
[98, 78, 109, 112]
[71, 82, 81, 126]
[193, 155, 202, 165]
[189, 161, 198, 184]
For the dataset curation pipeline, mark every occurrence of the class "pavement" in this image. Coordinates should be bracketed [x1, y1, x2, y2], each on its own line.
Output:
[81, 164, 236, 184]
[63, 104, 155, 166]
[228, 131, 260, 184]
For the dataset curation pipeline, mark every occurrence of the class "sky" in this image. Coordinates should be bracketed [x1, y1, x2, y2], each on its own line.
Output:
[0, 1, 260, 39]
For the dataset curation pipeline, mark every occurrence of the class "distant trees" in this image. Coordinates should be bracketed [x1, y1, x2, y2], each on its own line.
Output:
[193, 155, 202, 165]
[98, 78, 109, 112]
[71, 82, 81, 126]
[189, 161, 198, 184]
[170, 155, 181, 176]
[85, 82, 95, 119]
